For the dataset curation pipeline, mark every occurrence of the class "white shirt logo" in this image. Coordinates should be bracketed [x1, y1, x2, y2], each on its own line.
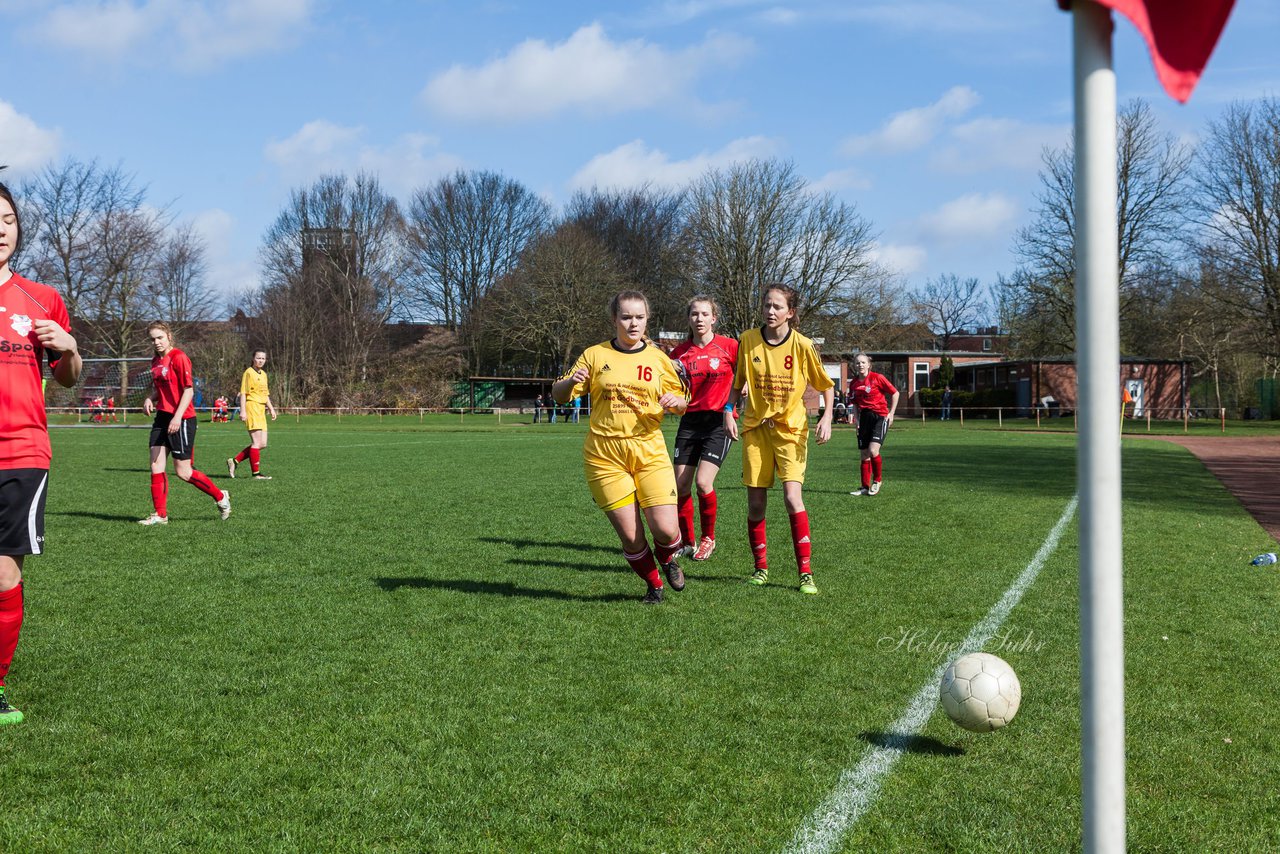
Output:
[709, 358, 720, 370]
[10, 313, 33, 336]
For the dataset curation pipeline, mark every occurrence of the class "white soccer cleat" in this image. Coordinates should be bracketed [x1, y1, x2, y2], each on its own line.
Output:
[137, 514, 169, 526]
[850, 488, 870, 496]
[227, 457, 237, 479]
[216, 491, 232, 520]
[868, 481, 881, 495]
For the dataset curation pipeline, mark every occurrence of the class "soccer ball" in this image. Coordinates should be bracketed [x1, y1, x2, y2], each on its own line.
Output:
[939, 652, 1022, 732]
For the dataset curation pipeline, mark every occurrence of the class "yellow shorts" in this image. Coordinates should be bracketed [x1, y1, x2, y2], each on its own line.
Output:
[244, 402, 268, 433]
[741, 424, 808, 488]
[583, 431, 678, 511]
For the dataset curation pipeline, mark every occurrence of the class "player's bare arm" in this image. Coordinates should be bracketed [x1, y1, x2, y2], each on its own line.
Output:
[34, 319, 82, 387]
[552, 368, 588, 404]
[887, 390, 900, 427]
[658, 392, 687, 415]
[815, 386, 834, 444]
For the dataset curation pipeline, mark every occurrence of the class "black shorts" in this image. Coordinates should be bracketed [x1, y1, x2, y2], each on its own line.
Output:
[857, 410, 891, 450]
[673, 411, 733, 468]
[150, 413, 198, 461]
[0, 469, 49, 556]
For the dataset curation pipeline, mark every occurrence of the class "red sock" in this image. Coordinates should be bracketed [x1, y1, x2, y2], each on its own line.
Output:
[860, 459, 872, 489]
[624, 547, 662, 589]
[871, 454, 883, 482]
[150, 472, 169, 516]
[235, 447, 250, 464]
[187, 470, 224, 501]
[677, 495, 694, 549]
[655, 536, 682, 565]
[748, 517, 768, 570]
[0, 582, 23, 687]
[789, 511, 812, 575]
[699, 490, 717, 539]
[249, 447, 261, 474]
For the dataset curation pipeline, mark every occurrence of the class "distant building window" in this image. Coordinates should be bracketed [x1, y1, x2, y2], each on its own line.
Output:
[913, 361, 930, 393]
[983, 338, 992, 351]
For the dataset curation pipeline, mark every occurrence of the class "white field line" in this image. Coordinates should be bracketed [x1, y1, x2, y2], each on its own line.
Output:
[783, 495, 1079, 854]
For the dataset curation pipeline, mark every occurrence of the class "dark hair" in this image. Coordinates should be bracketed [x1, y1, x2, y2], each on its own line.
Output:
[0, 167, 22, 261]
[762, 283, 799, 311]
[252, 349, 267, 359]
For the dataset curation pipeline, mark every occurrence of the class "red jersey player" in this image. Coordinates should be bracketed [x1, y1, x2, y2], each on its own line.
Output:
[668, 295, 739, 561]
[139, 321, 230, 525]
[847, 352, 899, 496]
[0, 176, 83, 724]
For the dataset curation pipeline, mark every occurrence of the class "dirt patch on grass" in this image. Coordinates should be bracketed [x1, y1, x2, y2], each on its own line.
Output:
[1142, 435, 1280, 543]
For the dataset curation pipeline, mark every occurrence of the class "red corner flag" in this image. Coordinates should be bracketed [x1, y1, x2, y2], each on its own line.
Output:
[1060, 0, 1236, 102]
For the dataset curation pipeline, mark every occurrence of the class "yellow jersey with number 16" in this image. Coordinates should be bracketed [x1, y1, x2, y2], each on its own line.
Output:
[561, 341, 686, 439]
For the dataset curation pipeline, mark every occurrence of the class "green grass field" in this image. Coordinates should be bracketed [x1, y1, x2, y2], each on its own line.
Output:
[3, 416, 1279, 851]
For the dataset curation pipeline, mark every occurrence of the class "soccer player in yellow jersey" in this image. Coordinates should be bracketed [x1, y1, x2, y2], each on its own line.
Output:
[228, 349, 278, 480]
[724, 284, 834, 595]
[552, 290, 689, 605]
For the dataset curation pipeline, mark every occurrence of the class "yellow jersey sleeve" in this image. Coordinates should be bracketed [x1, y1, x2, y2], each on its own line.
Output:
[802, 339, 834, 393]
[562, 350, 593, 400]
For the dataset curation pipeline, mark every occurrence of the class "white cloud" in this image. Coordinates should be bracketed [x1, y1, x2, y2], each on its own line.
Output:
[930, 117, 1069, 174]
[841, 86, 980, 156]
[809, 167, 872, 193]
[917, 193, 1018, 243]
[835, 2, 1031, 35]
[421, 23, 751, 121]
[264, 121, 466, 196]
[568, 136, 780, 191]
[870, 242, 927, 275]
[0, 102, 61, 172]
[25, 0, 313, 69]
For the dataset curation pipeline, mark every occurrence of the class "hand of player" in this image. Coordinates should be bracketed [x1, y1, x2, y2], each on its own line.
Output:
[167, 415, 181, 434]
[886, 413, 895, 428]
[815, 417, 832, 445]
[33, 319, 77, 354]
[239, 410, 247, 422]
[143, 397, 155, 416]
[657, 393, 683, 411]
[570, 367, 589, 384]
[270, 409, 278, 421]
[724, 411, 739, 441]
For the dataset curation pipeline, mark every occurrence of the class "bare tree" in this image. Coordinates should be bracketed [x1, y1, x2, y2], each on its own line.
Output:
[402, 170, 551, 372]
[912, 273, 987, 349]
[484, 223, 621, 376]
[685, 158, 877, 334]
[1193, 96, 1280, 363]
[1008, 100, 1193, 353]
[564, 185, 692, 333]
[147, 223, 217, 327]
[256, 172, 405, 404]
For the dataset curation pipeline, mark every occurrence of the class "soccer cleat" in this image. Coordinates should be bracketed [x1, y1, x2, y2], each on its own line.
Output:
[216, 491, 232, 520]
[227, 457, 237, 479]
[137, 513, 169, 526]
[868, 481, 882, 496]
[676, 544, 694, 559]
[799, 573, 819, 595]
[850, 487, 870, 496]
[692, 536, 717, 561]
[662, 560, 686, 592]
[641, 585, 664, 605]
[0, 688, 24, 725]
[253, 473, 273, 480]
[749, 568, 769, 586]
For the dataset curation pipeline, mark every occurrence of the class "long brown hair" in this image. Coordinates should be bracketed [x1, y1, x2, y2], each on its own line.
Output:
[0, 167, 22, 261]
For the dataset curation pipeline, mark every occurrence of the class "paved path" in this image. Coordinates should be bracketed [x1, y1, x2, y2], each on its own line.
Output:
[1144, 435, 1280, 543]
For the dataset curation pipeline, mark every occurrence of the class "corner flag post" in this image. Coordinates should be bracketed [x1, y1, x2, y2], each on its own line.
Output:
[1072, 3, 1126, 851]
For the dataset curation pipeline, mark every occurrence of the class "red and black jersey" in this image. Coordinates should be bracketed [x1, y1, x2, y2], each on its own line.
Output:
[151, 348, 196, 418]
[0, 273, 72, 469]
[849, 371, 897, 416]
[669, 334, 739, 412]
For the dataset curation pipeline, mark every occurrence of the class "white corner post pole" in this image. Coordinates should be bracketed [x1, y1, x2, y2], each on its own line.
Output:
[1073, 2, 1126, 852]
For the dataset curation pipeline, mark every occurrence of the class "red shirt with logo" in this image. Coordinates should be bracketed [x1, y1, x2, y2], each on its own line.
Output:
[0, 274, 71, 469]
[151, 348, 197, 418]
[849, 371, 897, 417]
[669, 334, 739, 412]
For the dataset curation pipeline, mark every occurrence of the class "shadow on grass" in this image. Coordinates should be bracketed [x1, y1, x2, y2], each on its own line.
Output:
[506, 557, 628, 573]
[859, 730, 965, 757]
[50, 510, 140, 522]
[478, 537, 616, 554]
[374, 576, 633, 603]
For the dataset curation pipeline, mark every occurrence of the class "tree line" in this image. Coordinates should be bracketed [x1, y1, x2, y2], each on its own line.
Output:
[14, 95, 1280, 412]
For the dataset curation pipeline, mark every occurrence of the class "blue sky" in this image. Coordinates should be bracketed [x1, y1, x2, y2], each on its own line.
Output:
[2, 1, 1276, 315]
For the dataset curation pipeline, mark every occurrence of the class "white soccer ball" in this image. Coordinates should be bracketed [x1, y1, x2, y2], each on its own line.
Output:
[939, 652, 1022, 732]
